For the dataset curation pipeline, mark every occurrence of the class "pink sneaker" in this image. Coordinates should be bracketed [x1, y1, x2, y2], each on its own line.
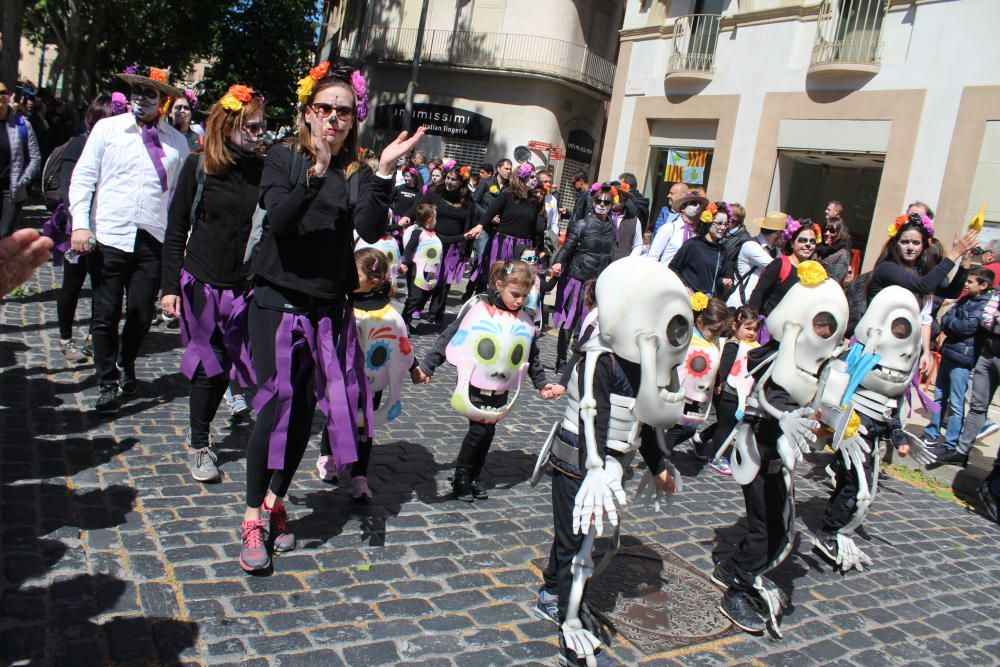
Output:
[316, 455, 338, 482]
[351, 476, 373, 502]
[239, 519, 270, 572]
[262, 502, 296, 553]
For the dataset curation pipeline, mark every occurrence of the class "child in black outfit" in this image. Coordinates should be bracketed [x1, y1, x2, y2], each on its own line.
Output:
[401, 203, 441, 330]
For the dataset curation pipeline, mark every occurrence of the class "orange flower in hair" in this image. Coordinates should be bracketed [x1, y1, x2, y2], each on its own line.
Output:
[229, 84, 254, 103]
[309, 62, 330, 80]
[619, 182, 631, 193]
[707, 202, 719, 216]
[149, 68, 168, 83]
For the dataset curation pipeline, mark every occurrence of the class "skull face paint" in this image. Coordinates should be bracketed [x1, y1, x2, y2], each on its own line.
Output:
[412, 230, 442, 290]
[445, 300, 536, 424]
[355, 304, 414, 426]
[130, 85, 163, 122]
[853, 285, 921, 396]
[594, 257, 692, 428]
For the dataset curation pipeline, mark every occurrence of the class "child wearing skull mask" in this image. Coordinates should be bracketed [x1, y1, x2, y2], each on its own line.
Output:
[401, 203, 442, 330]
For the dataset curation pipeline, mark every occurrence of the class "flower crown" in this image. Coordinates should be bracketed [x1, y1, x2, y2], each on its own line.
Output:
[591, 182, 620, 205]
[690, 292, 709, 312]
[219, 84, 256, 112]
[296, 62, 369, 122]
[458, 165, 470, 181]
[888, 212, 934, 238]
[517, 163, 535, 181]
[700, 201, 733, 224]
[124, 63, 170, 83]
[441, 159, 457, 172]
[796, 260, 828, 287]
[781, 217, 823, 243]
[183, 88, 199, 111]
[110, 92, 129, 116]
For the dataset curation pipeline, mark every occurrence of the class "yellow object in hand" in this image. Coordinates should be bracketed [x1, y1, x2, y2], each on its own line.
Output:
[969, 202, 986, 232]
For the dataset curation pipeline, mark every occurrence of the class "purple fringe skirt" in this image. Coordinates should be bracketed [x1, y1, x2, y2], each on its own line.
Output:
[179, 269, 236, 381]
[552, 276, 590, 332]
[470, 233, 533, 281]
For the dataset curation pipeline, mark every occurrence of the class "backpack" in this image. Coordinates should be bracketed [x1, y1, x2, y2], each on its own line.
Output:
[41, 135, 86, 208]
[845, 271, 873, 339]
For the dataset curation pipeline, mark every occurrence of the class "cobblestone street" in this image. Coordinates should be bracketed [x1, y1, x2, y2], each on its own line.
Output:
[2, 254, 999, 666]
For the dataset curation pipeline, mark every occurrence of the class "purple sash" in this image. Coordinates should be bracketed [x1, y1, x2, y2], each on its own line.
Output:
[42, 204, 72, 265]
[179, 270, 236, 381]
[442, 243, 469, 284]
[470, 233, 532, 281]
[140, 123, 169, 192]
[552, 276, 590, 331]
[224, 290, 256, 389]
[248, 302, 372, 470]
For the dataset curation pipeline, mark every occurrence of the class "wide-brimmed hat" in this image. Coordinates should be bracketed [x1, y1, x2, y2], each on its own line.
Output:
[674, 192, 709, 210]
[749, 211, 789, 235]
[116, 64, 183, 98]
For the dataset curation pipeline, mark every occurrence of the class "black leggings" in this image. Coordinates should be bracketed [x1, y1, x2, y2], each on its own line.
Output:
[542, 469, 584, 622]
[57, 256, 91, 340]
[454, 393, 506, 477]
[402, 285, 433, 325]
[244, 300, 317, 509]
[699, 393, 741, 458]
[186, 283, 231, 450]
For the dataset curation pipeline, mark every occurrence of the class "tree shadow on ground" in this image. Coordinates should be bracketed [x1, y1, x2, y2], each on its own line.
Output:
[2, 436, 140, 483]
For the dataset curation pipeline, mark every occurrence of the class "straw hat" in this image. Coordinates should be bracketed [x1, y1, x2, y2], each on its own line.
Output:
[673, 192, 709, 211]
[748, 211, 789, 236]
[116, 64, 183, 98]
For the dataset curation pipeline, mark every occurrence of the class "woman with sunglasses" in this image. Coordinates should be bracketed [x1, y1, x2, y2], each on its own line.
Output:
[748, 218, 822, 317]
[818, 218, 853, 285]
[669, 200, 734, 297]
[230, 61, 423, 573]
[170, 90, 201, 151]
[160, 84, 267, 485]
[550, 182, 617, 372]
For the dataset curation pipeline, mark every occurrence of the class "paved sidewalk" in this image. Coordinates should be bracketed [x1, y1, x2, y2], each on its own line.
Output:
[1, 254, 999, 665]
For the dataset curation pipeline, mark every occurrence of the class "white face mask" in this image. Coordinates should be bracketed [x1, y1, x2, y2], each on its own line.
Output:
[683, 204, 700, 217]
[594, 203, 610, 215]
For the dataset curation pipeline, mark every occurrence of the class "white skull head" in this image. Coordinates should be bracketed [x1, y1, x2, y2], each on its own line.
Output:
[445, 299, 536, 424]
[766, 268, 849, 406]
[854, 285, 921, 396]
[355, 305, 414, 426]
[413, 231, 442, 290]
[679, 333, 722, 403]
[355, 236, 402, 281]
[594, 257, 692, 428]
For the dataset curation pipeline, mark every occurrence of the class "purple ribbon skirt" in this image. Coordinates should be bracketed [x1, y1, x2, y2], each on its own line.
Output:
[552, 276, 590, 332]
[179, 270, 236, 381]
[470, 233, 533, 281]
[442, 243, 469, 285]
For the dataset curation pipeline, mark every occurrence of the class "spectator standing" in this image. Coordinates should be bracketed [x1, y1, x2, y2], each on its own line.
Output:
[978, 243, 1000, 288]
[818, 218, 853, 285]
[717, 202, 750, 300]
[1, 83, 42, 238]
[668, 200, 732, 297]
[648, 190, 707, 265]
[726, 210, 786, 307]
[618, 172, 649, 230]
[651, 182, 689, 235]
[824, 200, 843, 225]
[170, 90, 201, 151]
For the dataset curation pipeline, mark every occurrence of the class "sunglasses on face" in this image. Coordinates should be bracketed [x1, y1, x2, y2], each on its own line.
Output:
[310, 103, 355, 121]
[595, 198, 614, 205]
[132, 86, 160, 101]
[243, 121, 267, 136]
[521, 255, 537, 263]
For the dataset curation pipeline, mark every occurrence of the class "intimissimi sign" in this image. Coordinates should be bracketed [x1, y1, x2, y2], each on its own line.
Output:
[374, 103, 492, 142]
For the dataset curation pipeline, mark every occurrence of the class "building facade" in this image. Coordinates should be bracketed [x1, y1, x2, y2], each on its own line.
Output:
[603, 0, 1000, 267]
[327, 0, 624, 206]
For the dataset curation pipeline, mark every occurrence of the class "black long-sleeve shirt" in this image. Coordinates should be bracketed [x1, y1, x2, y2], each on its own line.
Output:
[420, 291, 547, 389]
[669, 235, 726, 296]
[479, 190, 545, 248]
[161, 150, 263, 295]
[868, 257, 964, 301]
[389, 183, 420, 219]
[419, 189, 473, 244]
[748, 257, 799, 315]
[251, 143, 391, 301]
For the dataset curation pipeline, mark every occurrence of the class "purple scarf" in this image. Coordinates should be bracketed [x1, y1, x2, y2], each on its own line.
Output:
[42, 204, 72, 265]
[140, 122, 169, 192]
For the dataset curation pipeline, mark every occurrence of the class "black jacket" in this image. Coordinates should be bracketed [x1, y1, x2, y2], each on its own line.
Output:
[669, 235, 726, 296]
[389, 183, 420, 220]
[940, 291, 992, 367]
[162, 148, 263, 295]
[554, 214, 616, 282]
[419, 188, 473, 245]
[251, 143, 391, 301]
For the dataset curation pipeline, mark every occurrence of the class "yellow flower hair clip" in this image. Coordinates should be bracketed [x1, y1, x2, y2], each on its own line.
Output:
[796, 260, 828, 286]
[690, 292, 709, 312]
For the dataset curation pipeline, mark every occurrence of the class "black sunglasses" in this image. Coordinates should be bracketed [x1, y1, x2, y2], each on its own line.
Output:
[595, 198, 614, 205]
[132, 85, 160, 100]
[311, 103, 355, 121]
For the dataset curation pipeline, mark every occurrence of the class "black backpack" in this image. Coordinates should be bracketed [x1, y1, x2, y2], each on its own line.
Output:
[41, 135, 86, 207]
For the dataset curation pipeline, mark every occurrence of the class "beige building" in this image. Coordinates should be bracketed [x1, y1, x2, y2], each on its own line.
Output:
[326, 0, 624, 204]
[604, 0, 1000, 267]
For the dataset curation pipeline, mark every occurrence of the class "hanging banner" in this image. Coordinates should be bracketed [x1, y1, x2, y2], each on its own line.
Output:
[373, 103, 493, 141]
[663, 149, 709, 184]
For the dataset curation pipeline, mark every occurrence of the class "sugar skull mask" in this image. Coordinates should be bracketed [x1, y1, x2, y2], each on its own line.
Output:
[594, 257, 692, 428]
[413, 230, 442, 291]
[355, 304, 414, 426]
[679, 332, 722, 403]
[853, 285, 921, 397]
[445, 298, 535, 424]
[356, 235, 402, 281]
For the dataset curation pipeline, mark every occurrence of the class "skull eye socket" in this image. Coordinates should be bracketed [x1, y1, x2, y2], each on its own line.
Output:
[690, 356, 708, 373]
[890, 317, 912, 339]
[812, 312, 838, 339]
[425, 247, 438, 260]
[475, 336, 498, 363]
[667, 315, 691, 347]
[366, 341, 391, 369]
[510, 342, 526, 366]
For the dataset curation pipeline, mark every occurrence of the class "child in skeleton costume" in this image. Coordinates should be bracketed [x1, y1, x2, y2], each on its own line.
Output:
[533, 257, 690, 666]
[317, 248, 425, 500]
[420, 260, 557, 501]
[712, 261, 848, 636]
[354, 233, 402, 283]
[812, 285, 936, 572]
[401, 203, 443, 329]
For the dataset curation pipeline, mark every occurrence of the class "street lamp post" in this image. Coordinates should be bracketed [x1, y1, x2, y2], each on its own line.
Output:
[403, 0, 430, 131]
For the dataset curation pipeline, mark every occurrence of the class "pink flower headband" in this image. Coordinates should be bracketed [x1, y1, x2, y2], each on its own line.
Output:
[441, 159, 457, 172]
[110, 92, 129, 116]
[782, 217, 823, 244]
[350, 70, 369, 122]
[517, 163, 535, 181]
[183, 88, 199, 111]
[888, 213, 934, 238]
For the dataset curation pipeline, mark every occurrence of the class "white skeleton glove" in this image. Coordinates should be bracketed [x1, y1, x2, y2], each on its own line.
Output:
[573, 457, 626, 537]
[778, 407, 820, 454]
[838, 432, 872, 492]
[561, 619, 601, 667]
[835, 533, 873, 573]
[892, 429, 938, 466]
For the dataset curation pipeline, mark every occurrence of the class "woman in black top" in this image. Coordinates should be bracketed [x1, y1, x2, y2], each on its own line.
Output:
[749, 218, 820, 317]
[669, 200, 733, 297]
[466, 162, 545, 289]
[550, 182, 617, 371]
[818, 218, 853, 285]
[161, 85, 266, 485]
[231, 62, 424, 573]
[390, 165, 421, 223]
[418, 160, 473, 323]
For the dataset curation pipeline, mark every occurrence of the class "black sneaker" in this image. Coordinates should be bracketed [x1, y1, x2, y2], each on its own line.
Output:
[977, 483, 999, 523]
[96, 384, 121, 415]
[470, 478, 489, 500]
[710, 560, 734, 588]
[117, 364, 137, 395]
[719, 588, 766, 633]
[812, 530, 839, 563]
[452, 471, 474, 502]
[937, 449, 969, 467]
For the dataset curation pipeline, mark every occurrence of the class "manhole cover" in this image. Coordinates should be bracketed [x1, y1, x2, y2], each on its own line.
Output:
[532, 538, 734, 655]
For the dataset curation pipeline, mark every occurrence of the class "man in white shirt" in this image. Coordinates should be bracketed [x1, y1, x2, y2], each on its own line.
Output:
[69, 64, 189, 415]
[648, 191, 707, 265]
[726, 211, 788, 307]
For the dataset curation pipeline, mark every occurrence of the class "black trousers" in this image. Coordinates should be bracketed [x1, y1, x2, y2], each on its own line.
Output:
[542, 469, 584, 622]
[454, 393, 507, 477]
[402, 285, 433, 325]
[320, 430, 373, 478]
[821, 414, 882, 533]
[187, 281, 231, 450]
[57, 256, 91, 340]
[701, 393, 741, 458]
[88, 231, 162, 387]
[724, 418, 790, 592]
[244, 300, 317, 508]
[427, 275, 455, 322]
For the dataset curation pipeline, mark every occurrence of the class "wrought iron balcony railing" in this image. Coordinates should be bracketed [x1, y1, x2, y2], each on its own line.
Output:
[341, 26, 615, 94]
[667, 14, 721, 79]
[810, 0, 887, 72]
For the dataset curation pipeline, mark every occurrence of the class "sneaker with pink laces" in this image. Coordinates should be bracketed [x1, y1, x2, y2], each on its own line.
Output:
[239, 519, 270, 572]
[262, 502, 296, 553]
[350, 476, 373, 502]
[316, 455, 338, 483]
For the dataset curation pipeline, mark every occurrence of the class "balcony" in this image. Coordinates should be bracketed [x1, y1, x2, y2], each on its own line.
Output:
[340, 26, 615, 95]
[666, 14, 721, 84]
[809, 0, 887, 76]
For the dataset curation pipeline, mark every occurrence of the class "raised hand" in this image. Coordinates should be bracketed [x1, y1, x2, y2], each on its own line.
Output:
[378, 127, 428, 176]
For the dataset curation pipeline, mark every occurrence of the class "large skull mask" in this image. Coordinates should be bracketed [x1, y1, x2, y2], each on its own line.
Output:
[445, 299, 535, 424]
[594, 257, 692, 428]
[413, 230, 442, 290]
[853, 285, 921, 396]
[356, 304, 414, 426]
[766, 275, 848, 406]
[680, 333, 722, 403]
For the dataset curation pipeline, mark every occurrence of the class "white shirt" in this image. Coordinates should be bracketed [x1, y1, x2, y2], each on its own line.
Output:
[727, 234, 778, 307]
[648, 215, 691, 265]
[69, 113, 189, 252]
[544, 193, 560, 235]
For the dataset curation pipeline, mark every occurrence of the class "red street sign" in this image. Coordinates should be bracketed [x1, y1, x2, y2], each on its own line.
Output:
[528, 140, 552, 150]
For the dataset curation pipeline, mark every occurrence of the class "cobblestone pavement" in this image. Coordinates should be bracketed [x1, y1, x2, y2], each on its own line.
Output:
[2, 254, 999, 666]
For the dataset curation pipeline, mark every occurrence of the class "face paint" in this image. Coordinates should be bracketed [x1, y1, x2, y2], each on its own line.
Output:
[131, 85, 162, 121]
[853, 285, 921, 397]
[355, 304, 414, 425]
[412, 229, 442, 291]
[683, 204, 700, 217]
